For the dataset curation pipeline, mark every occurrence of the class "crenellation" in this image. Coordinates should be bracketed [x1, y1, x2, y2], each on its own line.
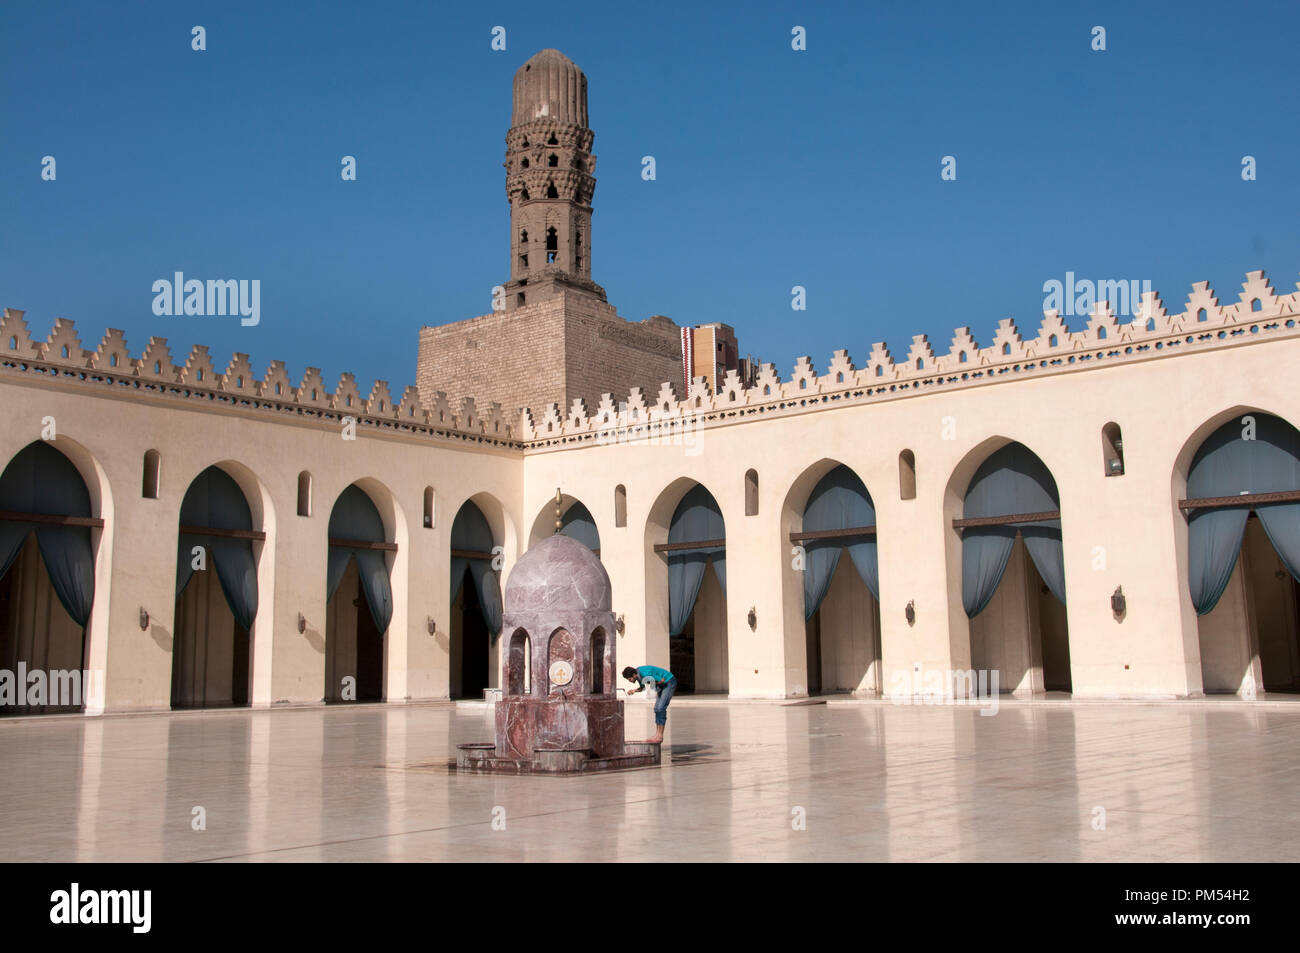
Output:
[567, 397, 589, 430]
[1032, 312, 1071, 356]
[685, 376, 713, 410]
[136, 337, 178, 382]
[989, 318, 1025, 362]
[365, 380, 397, 419]
[865, 343, 894, 380]
[428, 390, 453, 426]
[516, 270, 1300, 449]
[593, 393, 618, 428]
[1234, 269, 1277, 319]
[0, 309, 38, 360]
[539, 402, 565, 435]
[0, 311, 526, 448]
[481, 401, 506, 435]
[717, 368, 746, 405]
[259, 359, 293, 399]
[222, 353, 255, 395]
[4, 271, 1298, 455]
[459, 396, 481, 433]
[904, 335, 936, 372]
[41, 317, 89, 367]
[332, 372, 362, 413]
[396, 385, 425, 424]
[1183, 280, 1222, 326]
[752, 362, 781, 398]
[650, 381, 679, 420]
[179, 344, 216, 387]
[89, 328, 132, 372]
[1083, 301, 1120, 346]
[825, 349, 856, 388]
[789, 356, 818, 397]
[947, 327, 979, 366]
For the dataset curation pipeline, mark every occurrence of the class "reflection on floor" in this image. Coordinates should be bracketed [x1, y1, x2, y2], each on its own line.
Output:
[2, 700, 1297, 861]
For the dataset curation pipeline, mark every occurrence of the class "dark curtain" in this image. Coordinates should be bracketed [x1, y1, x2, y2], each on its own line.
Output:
[1187, 413, 1300, 613]
[961, 442, 1064, 617]
[800, 465, 878, 619]
[666, 485, 725, 636]
[328, 484, 393, 633]
[559, 501, 600, 552]
[450, 501, 501, 637]
[175, 466, 258, 630]
[0, 441, 95, 626]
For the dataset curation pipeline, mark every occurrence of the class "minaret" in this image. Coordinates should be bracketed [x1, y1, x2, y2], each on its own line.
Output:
[502, 49, 606, 311]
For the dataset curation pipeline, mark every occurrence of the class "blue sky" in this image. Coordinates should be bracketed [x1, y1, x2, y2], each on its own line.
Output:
[2, 0, 1297, 402]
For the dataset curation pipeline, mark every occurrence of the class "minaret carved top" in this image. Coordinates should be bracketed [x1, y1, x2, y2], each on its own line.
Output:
[512, 49, 588, 127]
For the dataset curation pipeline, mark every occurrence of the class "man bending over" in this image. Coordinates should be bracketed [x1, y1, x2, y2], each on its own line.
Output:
[623, 664, 676, 744]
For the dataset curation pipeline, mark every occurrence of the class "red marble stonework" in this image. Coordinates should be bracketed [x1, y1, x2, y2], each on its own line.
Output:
[456, 534, 660, 774]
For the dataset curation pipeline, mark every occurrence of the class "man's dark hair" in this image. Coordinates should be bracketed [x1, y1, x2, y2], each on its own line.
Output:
[622, 666, 637, 680]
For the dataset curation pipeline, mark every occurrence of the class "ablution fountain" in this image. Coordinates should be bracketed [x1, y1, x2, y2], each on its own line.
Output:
[456, 493, 661, 774]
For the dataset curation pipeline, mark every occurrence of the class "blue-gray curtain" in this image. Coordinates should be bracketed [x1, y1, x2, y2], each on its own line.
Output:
[0, 441, 95, 626]
[327, 485, 393, 633]
[667, 485, 725, 636]
[801, 465, 878, 620]
[450, 501, 502, 638]
[961, 442, 1065, 617]
[175, 466, 258, 630]
[1187, 413, 1300, 614]
[559, 501, 600, 553]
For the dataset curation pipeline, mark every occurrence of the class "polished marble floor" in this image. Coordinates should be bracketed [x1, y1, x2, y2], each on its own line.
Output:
[1, 699, 1296, 861]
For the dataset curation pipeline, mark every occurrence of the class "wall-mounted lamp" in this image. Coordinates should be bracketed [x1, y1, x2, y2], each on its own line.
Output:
[1111, 586, 1126, 616]
[905, 600, 916, 626]
[139, 607, 150, 630]
[747, 607, 757, 631]
[297, 612, 306, 634]
[427, 616, 437, 636]
[615, 614, 625, 635]
[1107, 458, 1124, 476]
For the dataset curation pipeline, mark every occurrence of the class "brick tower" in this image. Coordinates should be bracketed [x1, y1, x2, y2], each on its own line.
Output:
[503, 49, 606, 310]
[416, 49, 685, 420]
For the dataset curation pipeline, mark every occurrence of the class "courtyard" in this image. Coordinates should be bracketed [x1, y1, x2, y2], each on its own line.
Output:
[1, 697, 1296, 862]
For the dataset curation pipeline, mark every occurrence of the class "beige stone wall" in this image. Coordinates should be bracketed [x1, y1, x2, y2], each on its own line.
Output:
[0, 372, 523, 714]
[560, 295, 681, 415]
[417, 292, 681, 421]
[521, 320, 1300, 702]
[3, 270, 1299, 712]
[416, 298, 567, 419]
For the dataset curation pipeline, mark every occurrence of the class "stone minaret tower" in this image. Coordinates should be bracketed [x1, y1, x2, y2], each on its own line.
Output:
[502, 49, 607, 311]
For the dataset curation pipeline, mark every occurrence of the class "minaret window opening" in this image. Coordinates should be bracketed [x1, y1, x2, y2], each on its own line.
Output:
[547, 133, 558, 145]
[521, 158, 529, 169]
[546, 183, 558, 199]
[520, 187, 530, 200]
[546, 227, 558, 264]
[548, 153, 558, 167]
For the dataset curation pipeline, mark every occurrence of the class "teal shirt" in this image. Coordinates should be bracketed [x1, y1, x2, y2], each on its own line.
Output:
[637, 665, 674, 687]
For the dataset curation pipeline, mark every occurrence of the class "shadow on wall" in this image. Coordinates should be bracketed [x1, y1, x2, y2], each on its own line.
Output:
[150, 624, 173, 653]
[303, 626, 325, 654]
